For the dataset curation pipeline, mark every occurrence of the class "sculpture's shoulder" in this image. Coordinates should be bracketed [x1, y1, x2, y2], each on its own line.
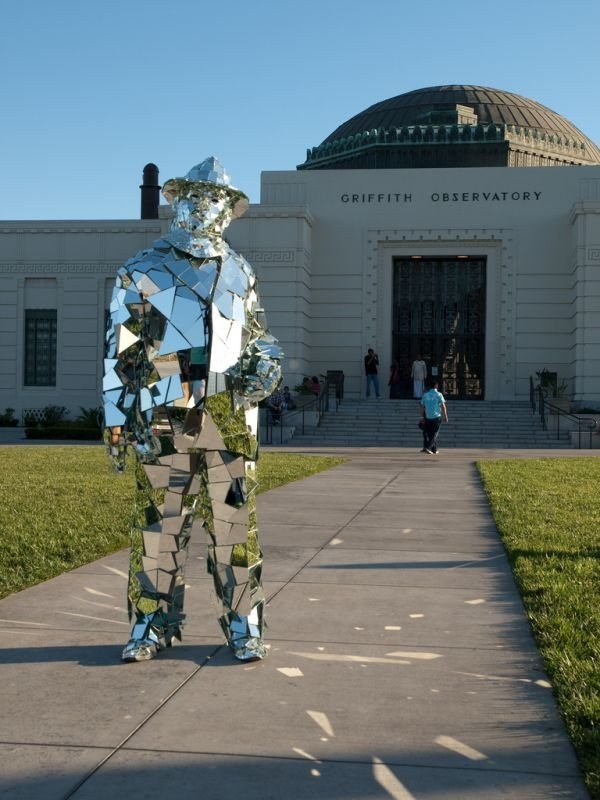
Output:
[215, 244, 259, 308]
[222, 243, 256, 285]
[119, 238, 173, 277]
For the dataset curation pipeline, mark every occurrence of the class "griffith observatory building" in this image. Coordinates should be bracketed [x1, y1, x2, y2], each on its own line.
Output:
[2, 84, 600, 418]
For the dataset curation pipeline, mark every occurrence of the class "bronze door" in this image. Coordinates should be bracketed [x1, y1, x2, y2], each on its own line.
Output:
[392, 257, 485, 399]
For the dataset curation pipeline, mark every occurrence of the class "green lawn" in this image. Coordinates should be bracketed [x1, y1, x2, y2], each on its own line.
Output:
[478, 457, 600, 799]
[0, 446, 346, 600]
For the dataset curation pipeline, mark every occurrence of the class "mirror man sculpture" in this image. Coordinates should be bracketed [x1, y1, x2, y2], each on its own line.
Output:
[103, 157, 282, 663]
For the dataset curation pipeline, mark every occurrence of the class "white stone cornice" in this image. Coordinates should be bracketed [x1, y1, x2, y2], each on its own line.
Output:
[0, 221, 164, 234]
[569, 201, 600, 225]
[243, 205, 314, 226]
[0, 262, 121, 273]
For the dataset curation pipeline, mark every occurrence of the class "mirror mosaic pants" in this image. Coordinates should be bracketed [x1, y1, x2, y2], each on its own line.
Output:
[128, 404, 264, 651]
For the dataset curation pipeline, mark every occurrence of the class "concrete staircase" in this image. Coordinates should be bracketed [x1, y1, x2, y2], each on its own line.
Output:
[287, 399, 574, 448]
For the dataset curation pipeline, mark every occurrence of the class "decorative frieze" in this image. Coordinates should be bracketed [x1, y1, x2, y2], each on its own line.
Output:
[505, 125, 591, 162]
[242, 250, 295, 263]
[0, 225, 163, 235]
[0, 263, 120, 274]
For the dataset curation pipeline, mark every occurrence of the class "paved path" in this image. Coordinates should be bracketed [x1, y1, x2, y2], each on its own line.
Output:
[0, 447, 591, 799]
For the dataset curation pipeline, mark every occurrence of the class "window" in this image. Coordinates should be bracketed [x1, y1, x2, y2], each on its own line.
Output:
[25, 309, 57, 386]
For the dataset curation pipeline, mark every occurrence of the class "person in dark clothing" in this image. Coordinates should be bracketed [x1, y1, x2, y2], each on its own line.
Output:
[282, 386, 296, 410]
[269, 387, 283, 424]
[388, 360, 401, 399]
[364, 348, 380, 398]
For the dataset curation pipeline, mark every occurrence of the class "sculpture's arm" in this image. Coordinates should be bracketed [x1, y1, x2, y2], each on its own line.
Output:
[103, 352, 163, 473]
[229, 330, 283, 403]
[102, 278, 160, 472]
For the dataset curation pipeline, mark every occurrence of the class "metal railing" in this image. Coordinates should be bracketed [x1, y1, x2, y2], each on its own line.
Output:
[532, 378, 597, 448]
[529, 375, 537, 414]
[261, 376, 340, 445]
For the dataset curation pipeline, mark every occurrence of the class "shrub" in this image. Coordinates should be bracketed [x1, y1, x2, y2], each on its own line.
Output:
[76, 406, 103, 428]
[42, 405, 68, 425]
[24, 406, 69, 427]
[25, 425, 102, 440]
[0, 408, 18, 427]
[24, 411, 102, 440]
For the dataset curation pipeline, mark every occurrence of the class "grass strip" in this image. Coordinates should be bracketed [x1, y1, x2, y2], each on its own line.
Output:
[0, 446, 346, 600]
[478, 457, 600, 799]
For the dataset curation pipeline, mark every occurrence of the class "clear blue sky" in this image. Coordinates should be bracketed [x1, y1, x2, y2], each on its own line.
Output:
[2, 0, 599, 219]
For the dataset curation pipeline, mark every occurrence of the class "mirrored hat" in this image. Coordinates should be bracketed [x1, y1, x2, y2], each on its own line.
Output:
[162, 156, 248, 205]
[185, 157, 233, 187]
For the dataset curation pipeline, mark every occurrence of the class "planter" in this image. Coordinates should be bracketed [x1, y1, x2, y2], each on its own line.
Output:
[538, 371, 557, 390]
[548, 398, 571, 414]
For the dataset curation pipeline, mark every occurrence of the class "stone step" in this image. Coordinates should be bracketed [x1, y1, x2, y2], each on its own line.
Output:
[292, 435, 573, 447]
[287, 399, 575, 449]
[288, 436, 586, 452]
[317, 420, 542, 428]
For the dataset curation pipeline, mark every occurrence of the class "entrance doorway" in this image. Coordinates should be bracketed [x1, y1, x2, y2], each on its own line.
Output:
[392, 256, 486, 399]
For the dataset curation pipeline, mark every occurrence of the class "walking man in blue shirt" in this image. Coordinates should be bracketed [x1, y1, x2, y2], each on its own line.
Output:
[420, 378, 448, 454]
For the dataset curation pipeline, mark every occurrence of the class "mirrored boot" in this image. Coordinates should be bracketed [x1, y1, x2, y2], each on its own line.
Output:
[227, 606, 267, 662]
[121, 609, 178, 662]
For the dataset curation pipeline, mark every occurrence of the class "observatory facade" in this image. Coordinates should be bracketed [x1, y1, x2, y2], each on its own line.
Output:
[1, 86, 600, 417]
[227, 85, 600, 402]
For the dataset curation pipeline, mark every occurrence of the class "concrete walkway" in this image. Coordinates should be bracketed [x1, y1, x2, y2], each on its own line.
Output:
[0, 446, 591, 799]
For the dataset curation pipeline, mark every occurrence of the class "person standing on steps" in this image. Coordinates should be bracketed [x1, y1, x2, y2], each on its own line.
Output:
[411, 353, 427, 399]
[364, 348, 380, 399]
[388, 359, 401, 399]
[420, 377, 448, 454]
[282, 385, 296, 411]
[269, 385, 284, 424]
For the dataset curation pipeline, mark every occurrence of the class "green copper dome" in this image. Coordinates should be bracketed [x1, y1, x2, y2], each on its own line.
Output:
[299, 85, 600, 170]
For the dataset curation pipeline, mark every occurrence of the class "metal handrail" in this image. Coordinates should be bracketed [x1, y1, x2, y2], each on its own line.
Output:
[538, 384, 546, 431]
[261, 378, 338, 445]
[534, 381, 597, 448]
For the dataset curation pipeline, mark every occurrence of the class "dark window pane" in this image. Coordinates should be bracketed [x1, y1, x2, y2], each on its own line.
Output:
[24, 309, 57, 386]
